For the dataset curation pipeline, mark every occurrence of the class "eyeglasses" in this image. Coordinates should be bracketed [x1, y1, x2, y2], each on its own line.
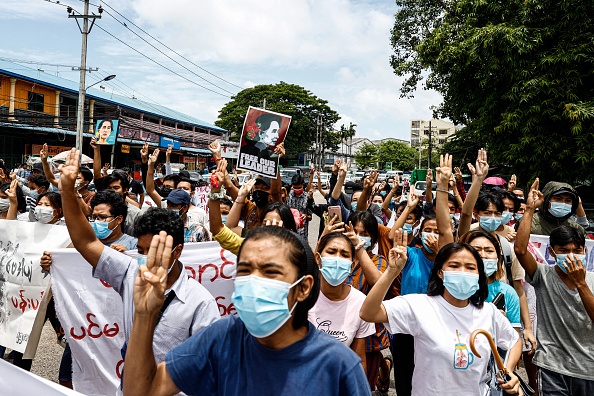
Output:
[89, 214, 115, 222]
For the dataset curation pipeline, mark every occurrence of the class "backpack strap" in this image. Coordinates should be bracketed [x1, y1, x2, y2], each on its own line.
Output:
[497, 234, 514, 285]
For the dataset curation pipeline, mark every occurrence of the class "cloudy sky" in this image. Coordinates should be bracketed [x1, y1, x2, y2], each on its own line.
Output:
[0, 0, 443, 142]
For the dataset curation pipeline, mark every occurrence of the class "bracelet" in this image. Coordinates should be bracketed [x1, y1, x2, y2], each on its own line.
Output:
[436, 188, 449, 193]
[208, 186, 227, 200]
[235, 200, 246, 205]
[214, 158, 223, 161]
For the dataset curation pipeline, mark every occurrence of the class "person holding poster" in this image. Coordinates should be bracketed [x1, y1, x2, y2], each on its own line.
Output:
[123, 226, 370, 396]
[237, 107, 291, 179]
[94, 120, 118, 145]
[56, 148, 220, 390]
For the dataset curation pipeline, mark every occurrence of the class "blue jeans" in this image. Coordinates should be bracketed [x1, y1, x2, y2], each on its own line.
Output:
[538, 367, 594, 396]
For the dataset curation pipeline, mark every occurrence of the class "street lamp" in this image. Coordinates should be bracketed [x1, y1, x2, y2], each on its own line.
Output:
[86, 74, 116, 90]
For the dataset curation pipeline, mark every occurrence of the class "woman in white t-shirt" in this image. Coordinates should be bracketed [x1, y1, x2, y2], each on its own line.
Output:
[360, 231, 523, 396]
[309, 232, 376, 372]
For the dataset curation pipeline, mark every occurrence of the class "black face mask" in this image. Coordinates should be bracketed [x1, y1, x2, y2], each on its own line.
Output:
[252, 190, 270, 208]
[160, 187, 172, 198]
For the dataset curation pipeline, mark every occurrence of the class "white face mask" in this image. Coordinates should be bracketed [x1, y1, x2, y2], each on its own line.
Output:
[34, 206, 56, 224]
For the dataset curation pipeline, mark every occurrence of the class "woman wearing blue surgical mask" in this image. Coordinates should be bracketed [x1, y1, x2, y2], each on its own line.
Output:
[123, 226, 370, 396]
[309, 232, 375, 373]
[459, 230, 521, 332]
[361, 236, 523, 395]
[344, 210, 395, 393]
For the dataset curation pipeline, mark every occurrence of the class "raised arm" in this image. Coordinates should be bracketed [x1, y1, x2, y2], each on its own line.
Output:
[59, 149, 105, 268]
[357, 170, 378, 212]
[514, 179, 541, 278]
[225, 178, 256, 231]
[210, 140, 239, 201]
[269, 142, 284, 203]
[382, 177, 399, 219]
[424, 169, 433, 203]
[165, 145, 173, 176]
[5, 179, 19, 220]
[146, 149, 163, 208]
[344, 222, 382, 287]
[90, 137, 103, 181]
[40, 144, 59, 187]
[389, 192, 419, 240]
[123, 232, 180, 396]
[207, 159, 229, 236]
[458, 148, 489, 236]
[360, 230, 408, 323]
[306, 163, 315, 195]
[436, 154, 455, 247]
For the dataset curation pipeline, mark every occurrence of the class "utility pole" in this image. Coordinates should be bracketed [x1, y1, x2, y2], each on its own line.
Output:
[427, 120, 432, 168]
[69, 2, 102, 152]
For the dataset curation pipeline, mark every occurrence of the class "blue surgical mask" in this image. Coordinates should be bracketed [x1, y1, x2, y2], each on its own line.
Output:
[358, 236, 372, 249]
[555, 253, 585, 273]
[515, 213, 523, 221]
[221, 215, 228, 224]
[320, 256, 352, 286]
[442, 271, 479, 300]
[479, 216, 502, 232]
[421, 232, 436, 253]
[351, 202, 358, 211]
[29, 190, 39, 199]
[549, 202, 572, 218]
[90, 218, 116, 240]
[483, 258, 499, 277]
[232, 275, 304, 338]
[402, 223, 413, 234]
[501, 211, 513, 225]
[137, 250, 177, 274]
[380, 191, 387, 197]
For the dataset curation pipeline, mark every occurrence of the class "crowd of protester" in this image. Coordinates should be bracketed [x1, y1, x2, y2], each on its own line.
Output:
[0, 141, 591, 396]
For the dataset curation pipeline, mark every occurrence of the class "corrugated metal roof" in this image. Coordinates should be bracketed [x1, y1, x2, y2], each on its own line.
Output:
[0, 122, 211, 155]
[0, 59, 226, 134]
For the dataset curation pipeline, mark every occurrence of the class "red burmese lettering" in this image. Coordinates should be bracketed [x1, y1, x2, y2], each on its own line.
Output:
[71, 326, 86, 340]
[185, 265, 197, 280]
[220, 261, 234, 280]
[86, 313, 103, 338]
[103, 322, 119, 338]
[199, 263, 218, 283]
[100, 279, 113, 288]
[116, 360, 124, 379]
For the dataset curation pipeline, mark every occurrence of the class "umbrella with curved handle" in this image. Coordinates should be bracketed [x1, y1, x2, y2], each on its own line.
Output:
[469, 329, 518, 396]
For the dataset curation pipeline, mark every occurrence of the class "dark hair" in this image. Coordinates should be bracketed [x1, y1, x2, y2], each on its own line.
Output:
[475, 191, 504, 213]
[220, 197, 233, 207]
[260, 202, 297, 232]
[458, 230, 503, 280]
[372, 193, 385, 202]
[79, 167, 93, 183]
[255, 114, 283, 134]
[37, 191, 62, 211]
[291, 174, 304, 186]
[99, 119, 112, 129]
[177, 177, 195, 190]
[238, 226, 319, 330]
[0, 182, 26, 213]
[498, 190, 520, 213]
[90, 190, 128, 220]
[163, 174, 180, 187]
[550, 225, 585, 249]
[419, 212, 437, 232]
[351, 184, 364, 194]
[427, 243, 488, 308]
[347, 210, 379, 247]
[104, 171, 130, 192]
[316, 232, 355, 260]
[28, 173, 50, 190]
[133, 208, 185, 248]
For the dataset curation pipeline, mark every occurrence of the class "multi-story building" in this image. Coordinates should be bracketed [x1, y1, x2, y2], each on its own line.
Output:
[410, 118, 456, 149]
[0, 59, 226, 171]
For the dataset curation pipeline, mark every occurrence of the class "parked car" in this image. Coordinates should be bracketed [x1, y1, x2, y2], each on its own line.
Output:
[236, 173, 253, 186]
[318, 172, 331, 189]
[414, 180, 437, 199]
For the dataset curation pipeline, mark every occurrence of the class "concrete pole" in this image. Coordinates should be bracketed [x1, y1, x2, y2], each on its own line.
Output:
[8, 78, 16, 121]
[54, 90, 61, 127]
[75, 0, 90, 152]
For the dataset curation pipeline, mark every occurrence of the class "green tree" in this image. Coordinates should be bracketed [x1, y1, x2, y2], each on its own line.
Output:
[376, 140, 418, 171]
[215, 82, 340, 159]
[390, 0, 594, 185]
[354, 143, 378, 169]
[339, 122, 357, 155]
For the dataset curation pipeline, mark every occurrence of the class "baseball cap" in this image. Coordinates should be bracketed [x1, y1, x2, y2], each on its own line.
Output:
[166, 189, 190, 205]
[255, 176, 271, 187]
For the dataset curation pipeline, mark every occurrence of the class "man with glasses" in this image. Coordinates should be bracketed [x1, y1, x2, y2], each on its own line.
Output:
[89, 190, 138, 251]
[100, 170, 142, 234]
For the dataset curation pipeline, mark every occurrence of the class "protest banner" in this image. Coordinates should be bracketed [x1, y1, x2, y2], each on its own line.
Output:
[0, 358, 84, 396]
[51, 241, 236, 395]
[527, 233, 594, 271]
[237, 106, 291, 178]
[0, 221, 71, 354]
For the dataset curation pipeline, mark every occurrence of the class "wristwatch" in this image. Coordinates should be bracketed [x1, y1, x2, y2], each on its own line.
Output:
[208, 186, 227, 200]
[77, 193, 83, 199]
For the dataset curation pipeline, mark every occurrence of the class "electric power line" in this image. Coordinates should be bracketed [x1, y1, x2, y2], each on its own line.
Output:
[99, 0, 243, 90]
[97, 7, 236, 95]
